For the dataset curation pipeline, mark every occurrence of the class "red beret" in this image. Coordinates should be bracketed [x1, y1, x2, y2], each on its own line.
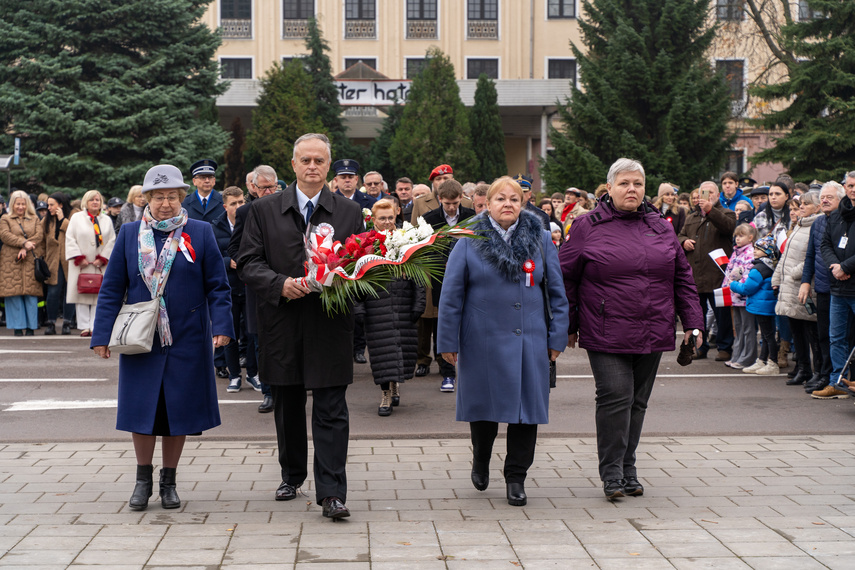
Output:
[429, 164, 453, 181]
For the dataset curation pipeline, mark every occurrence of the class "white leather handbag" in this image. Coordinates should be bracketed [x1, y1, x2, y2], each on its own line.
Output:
[108, 297, 161, 355]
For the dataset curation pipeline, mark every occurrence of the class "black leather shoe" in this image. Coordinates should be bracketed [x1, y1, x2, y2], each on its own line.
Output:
[787, 367, 798, 379]
[275, 482, 297, 501]
[604, 479, 625, 499]
[506, 482, 527, 506]
[354, 352, 367, 364]
[624, 476, 644, 496]
[471, 460, 489, 491]
[216, 366, 229, 379]
[44, 323, 56, 336]
[258, 395, 274, 413]
[805, 375, 829, 394]
[787, 369, 811, 385]
[415, 364, 428, 377]
[61, 322, 71, 335]
[128, 464, 153, 511]
[322, 496, 350, 519]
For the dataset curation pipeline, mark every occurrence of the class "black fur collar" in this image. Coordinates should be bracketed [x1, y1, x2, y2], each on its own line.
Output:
[471, 210, 545, 282]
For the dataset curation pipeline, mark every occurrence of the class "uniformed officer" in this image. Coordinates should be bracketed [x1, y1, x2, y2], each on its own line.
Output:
[333, 159, 376, 210]
[514, 174, 550, 229]
[183, 158, 223, 224]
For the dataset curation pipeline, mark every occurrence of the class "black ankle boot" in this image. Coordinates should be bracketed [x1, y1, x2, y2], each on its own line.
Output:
[61, 321, 71, 335]
[787, 368, 812, 385]
[471, 459, 490, 491]
[128, 464, 153, 511]
[159, 467, 180, 509]
[44, 323, 56, 335]
[506, 482, 527, 506]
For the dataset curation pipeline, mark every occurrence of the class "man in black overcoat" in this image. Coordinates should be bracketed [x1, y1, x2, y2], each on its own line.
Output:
[237, 134, 363, 519]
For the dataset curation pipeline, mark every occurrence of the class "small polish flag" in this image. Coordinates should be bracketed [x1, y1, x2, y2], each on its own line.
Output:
[777, 233, 788, 253]
[714, 286, 733, 308]
[708, 248, 729, 266]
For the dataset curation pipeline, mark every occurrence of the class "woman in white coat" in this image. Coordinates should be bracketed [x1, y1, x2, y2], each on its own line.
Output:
[65, 190, 117, 336]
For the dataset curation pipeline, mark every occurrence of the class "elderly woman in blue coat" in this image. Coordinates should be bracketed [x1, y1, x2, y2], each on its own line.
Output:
[437, 176, 569, 507]
[92, 165, 233, 511]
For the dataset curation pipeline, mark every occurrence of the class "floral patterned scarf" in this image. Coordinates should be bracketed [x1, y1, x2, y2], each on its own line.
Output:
[137, 206, 189, 347]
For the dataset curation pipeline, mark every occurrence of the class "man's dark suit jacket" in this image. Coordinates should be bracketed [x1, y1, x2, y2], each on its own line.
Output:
[336, 189, 377, 210]
[237, 184, 363, 389]
[182, 190, 224, 224]
[422, 206, 476, 305]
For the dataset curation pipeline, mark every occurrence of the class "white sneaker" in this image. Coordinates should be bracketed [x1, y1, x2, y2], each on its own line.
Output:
[730, 362, 745, 369]
[755, 361, 780, 375]
[742, 359, 765, 373]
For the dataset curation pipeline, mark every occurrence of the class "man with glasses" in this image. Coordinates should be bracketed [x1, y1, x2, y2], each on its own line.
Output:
[364, 171, 392, 200]
[183, 158, 223, 224]
[333, 159, 376, 210]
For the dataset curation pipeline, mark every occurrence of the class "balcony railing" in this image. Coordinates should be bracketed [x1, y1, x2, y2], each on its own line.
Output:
[282, 19, 309, 39]
[221, 18, 251, 39]
[467, 19, 498, 39]
[406, 19, 437, 39]
[345, 19, 376, 39]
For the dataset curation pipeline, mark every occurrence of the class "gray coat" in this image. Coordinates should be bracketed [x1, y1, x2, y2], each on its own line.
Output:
[773, 213, 817, 321]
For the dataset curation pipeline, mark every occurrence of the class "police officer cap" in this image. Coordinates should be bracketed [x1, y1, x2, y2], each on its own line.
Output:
[513, 174, 533, 190]
[107, 197, 124, 208]
[738, 176, 757, 189]
[191, 158, 217, 177]
[749, 185, 770, 196]
[333, 159, 359, 176]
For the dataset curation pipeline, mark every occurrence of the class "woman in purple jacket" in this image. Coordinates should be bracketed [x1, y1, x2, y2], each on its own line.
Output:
[559, 158, 704, 500]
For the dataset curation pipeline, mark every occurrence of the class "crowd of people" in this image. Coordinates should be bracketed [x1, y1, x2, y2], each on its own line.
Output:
[4, 133, 853, 520]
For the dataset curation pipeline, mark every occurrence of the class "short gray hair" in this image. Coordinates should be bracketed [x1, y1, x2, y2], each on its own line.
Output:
[252, 165, 277, 185]
[364, 170, 383, 181]
[699, 180, 719, 195]
[846, 171, 855, 182]
[607, 158, 645, 185]
[822, 180, 846, 199]
[292, 133, 331, 162]
[800, 190, 821, 207]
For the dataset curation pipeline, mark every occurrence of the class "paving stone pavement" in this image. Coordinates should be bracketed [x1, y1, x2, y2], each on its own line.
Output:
[1, 435, 855, 569]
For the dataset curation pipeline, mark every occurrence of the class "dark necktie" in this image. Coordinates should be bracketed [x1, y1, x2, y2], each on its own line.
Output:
[305, 200, 314, 225]
[202, 197, 207, 211]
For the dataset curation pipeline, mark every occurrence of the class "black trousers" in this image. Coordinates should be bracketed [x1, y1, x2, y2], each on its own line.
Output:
[756, 315, 778, 362]
[588, 350, 662, 482]
[271, 384, 349, 505]
[470, 421, 538, 484]
[789, 317, 821, 376]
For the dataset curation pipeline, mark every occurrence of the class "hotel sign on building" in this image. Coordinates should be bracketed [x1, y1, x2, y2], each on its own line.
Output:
[336, 81, 412, 105]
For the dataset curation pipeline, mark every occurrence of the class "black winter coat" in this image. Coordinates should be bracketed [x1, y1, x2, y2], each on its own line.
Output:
[821, 196, 855, 297]
[354, 278, 426, 385]
[237, 184, 364, 388]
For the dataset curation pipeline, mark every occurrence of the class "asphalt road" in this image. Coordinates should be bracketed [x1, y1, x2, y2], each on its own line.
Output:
[1, 331, 853, 442]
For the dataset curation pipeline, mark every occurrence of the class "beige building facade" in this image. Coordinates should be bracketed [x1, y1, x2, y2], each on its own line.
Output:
[204, 0, 793, 189]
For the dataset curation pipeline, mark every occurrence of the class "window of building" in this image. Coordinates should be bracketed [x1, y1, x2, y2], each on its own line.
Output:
[716, 59, 745, 102]
[468, 0, 498, 20]
[346, 0, 375, 19]
[722, 150, 745, 177]
[221, 58, 253, 79]
[222, 0, 251, 19]
[282, 0, 312, 19]
[798, 0, 823, 20]
[406, 58, 428, 79]
[407, 0, 437, 19]
[715, 0, 743, 21]
[547, 59, 576, 86]
[467, 58, 499, 80]
[344, 57, 377, 70]
[547, 0, 575, 19]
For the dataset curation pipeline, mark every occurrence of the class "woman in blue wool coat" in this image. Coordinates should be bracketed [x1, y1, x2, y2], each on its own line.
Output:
[729, 235, 780, 375]
[437, 176, 569, 507]
[91, 165, 234, 512]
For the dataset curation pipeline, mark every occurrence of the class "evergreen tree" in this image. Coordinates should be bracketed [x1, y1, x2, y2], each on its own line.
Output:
[365, 103, 404, 183]
[541, 0, 734, 194]
[244, 60, 323, 183]
[304, 17, 354, 161]
[0, 0, 229, 196]
[389, 48, 477, 183]
[469, 74, 507, 183]
[223, 117, 246, 189]
[750, 0, 855, 181]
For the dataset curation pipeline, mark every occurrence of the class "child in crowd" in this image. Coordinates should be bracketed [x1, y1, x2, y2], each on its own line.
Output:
[550, 222, 563, 248]
[729, 235, 780, 375]
[723, 224, 759, 369]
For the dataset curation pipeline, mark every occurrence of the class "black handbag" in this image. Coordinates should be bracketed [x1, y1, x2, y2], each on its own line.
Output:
[16, 221, 51, 283]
